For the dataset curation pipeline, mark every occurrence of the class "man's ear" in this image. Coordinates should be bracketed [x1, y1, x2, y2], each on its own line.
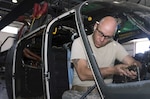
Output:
[94, 26, 96, 31]
[93, 23, 97, 31]
[94, 21, 99, 31]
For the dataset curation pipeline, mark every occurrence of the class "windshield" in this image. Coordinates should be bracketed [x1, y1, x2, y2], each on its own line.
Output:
[78, 0, 150, 94]
[80, 1, 150, 42]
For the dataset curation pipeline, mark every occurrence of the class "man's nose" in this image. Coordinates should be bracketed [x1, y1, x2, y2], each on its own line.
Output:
[100, 36, 105, 41]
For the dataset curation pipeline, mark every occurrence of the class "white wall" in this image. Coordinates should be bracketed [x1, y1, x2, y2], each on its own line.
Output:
[0, 31, 16, 52]
[123, 42, 136, 57]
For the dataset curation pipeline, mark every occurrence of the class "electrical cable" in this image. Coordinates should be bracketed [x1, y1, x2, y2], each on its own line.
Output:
[80, 84, 97, 99]
[137, 0, 141, 4]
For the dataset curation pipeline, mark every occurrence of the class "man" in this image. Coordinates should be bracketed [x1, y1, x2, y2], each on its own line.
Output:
[62, 16, 141, 99]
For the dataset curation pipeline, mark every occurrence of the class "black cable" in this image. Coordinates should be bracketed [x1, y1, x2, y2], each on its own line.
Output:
[80, 84, 97, 99]
[137, 0, 141, 4]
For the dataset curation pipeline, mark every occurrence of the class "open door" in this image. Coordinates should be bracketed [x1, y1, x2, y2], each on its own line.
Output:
[12, 25, 46, 99]
[43, 10, 78, 99]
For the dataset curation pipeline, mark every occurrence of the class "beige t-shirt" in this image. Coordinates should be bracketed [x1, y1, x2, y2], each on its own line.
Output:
[71, 34, 129, 86]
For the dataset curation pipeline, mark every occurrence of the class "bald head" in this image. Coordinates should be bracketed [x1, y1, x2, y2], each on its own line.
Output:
[93, 16, 118, 48]
[98, 16, 118, 36]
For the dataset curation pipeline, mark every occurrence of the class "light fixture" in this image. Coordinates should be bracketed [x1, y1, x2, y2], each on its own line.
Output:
[12, 0, 18, 3]
[113, 1, 120, 4]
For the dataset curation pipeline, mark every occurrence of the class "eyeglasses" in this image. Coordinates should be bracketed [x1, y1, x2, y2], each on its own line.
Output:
[95, 26, 114, 40]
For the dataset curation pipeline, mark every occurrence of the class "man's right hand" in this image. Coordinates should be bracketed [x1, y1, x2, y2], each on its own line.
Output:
[114, 64, 137, 79]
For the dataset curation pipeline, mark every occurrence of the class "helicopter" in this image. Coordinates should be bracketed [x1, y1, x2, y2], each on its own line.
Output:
[3, 0, 150, 99]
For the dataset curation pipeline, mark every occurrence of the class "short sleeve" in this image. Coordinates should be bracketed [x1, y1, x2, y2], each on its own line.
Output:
[71, 38, 87, 61]
[115, 42, 129, 62]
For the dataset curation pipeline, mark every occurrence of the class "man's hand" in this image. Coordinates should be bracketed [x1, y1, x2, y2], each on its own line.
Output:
[114, 64, 137, 79]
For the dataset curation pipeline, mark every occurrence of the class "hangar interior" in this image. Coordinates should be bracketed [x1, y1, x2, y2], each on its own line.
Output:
[0, 0, 150, 99]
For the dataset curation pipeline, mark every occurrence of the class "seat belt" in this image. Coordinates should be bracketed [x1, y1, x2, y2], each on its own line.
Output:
[64, 43, 74, 89]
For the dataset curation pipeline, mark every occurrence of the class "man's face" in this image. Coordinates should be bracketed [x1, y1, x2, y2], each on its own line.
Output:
[93, 22, 115, 48]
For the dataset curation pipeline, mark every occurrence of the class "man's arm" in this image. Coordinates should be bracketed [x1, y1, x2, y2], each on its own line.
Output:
[122, 55, 141, 67]
[72, 59, 94, 81]
[72, 58, 133, 81]
[72, 56, 140, 81]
